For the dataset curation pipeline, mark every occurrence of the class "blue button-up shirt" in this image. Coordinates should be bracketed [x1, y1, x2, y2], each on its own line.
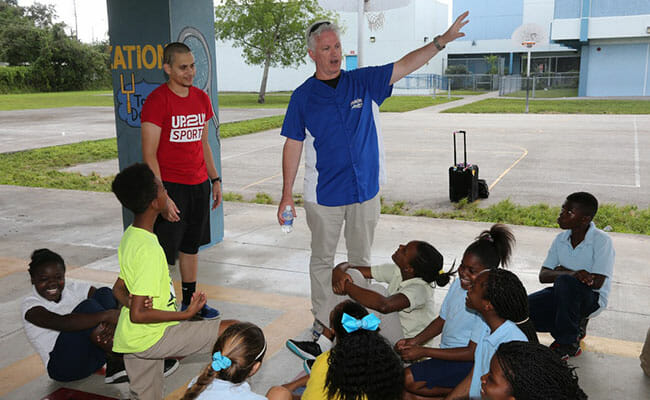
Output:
[543, 221, 615, 317]
[281, 64, 393, 207]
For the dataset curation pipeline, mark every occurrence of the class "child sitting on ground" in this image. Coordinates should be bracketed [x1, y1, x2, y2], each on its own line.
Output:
[287, 240, 450, 360]
[182, 321, 290, 400]
[111, 162, 237, 399]
[284, 300, 404, 400]
[480, 341, 587, 400]
[443, 269, 538, 400]
[399, 224, 515, 398]
[528, 192, 615, 360]
[22, 248, 125, 383]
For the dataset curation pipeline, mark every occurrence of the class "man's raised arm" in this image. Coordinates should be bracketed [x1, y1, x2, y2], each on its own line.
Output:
[390, 11, 469, 85]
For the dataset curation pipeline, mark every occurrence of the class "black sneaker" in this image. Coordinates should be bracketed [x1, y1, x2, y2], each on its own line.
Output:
[105, 356, 128, 384]
[551, 341, 582, 361]
[578, 318, 589, 341]
[303, 359, 315, 375]
[286, 339, 322, 360]
[163, 358, 180, 377]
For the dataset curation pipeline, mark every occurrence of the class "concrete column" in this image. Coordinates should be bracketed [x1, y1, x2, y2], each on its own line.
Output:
[107, 0, 224, 245]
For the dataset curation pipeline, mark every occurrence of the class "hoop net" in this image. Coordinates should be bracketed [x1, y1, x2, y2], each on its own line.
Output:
[366, 11, 385, 31]
[522, 41, 536, 48]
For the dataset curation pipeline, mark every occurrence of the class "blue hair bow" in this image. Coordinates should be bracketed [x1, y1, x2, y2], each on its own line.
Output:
[211, 351, 232, 371]
[341, 312, 381, 333]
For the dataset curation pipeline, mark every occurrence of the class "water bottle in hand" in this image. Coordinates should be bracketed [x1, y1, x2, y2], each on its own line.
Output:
[281, 205, 294, 234]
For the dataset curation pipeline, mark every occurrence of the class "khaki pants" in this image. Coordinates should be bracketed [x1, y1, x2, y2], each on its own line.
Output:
[304, 195, 380, 320]
[315, 268, 404, 346]
[124, 319, 221, 400]
[641, 327, 650, 377]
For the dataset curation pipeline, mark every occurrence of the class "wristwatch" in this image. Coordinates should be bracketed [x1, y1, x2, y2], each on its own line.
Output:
[210, 176, 222, 184]
[433, 35, 445, 51]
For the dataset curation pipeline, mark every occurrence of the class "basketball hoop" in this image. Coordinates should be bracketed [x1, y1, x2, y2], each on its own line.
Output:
[366, 11, 385, 31]
[522, 41, 535, 48]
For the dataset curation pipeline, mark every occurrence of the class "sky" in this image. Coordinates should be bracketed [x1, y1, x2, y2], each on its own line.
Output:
[16, 0, 452, 44]
[17, 0, 108, 43]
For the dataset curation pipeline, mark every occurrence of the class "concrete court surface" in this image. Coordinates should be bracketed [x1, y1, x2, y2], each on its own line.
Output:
[50, 109, 650, 213]
[0, 185, 649, 399]
[217, 111, 650, 212]
[0, 106, 285, 154]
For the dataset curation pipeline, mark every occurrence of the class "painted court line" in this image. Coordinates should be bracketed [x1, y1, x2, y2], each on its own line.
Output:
[221, 144, 278, 161]
[488, 145, 529, 191]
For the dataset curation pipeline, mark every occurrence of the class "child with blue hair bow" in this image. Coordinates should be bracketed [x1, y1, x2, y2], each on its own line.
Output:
[281, 300, 404, 400]
[183, 322, 291, 400]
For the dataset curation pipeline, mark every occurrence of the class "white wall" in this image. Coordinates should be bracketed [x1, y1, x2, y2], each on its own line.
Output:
[215, 0, 448, 92]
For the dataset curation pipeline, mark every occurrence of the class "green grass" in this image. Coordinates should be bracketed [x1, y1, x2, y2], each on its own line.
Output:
[379, 96, 460, 112]
[400, 198, 650, 235]
[0, 138, 118, 191]
[503, 88, 578, 98]
[0, 114, 285, 192]
[0, 91, 459, 113]
[217, 93, 291, 108]
[442, 98, 650, 114]
[220, 115, 285, 138]
[0, 90, 114, 110]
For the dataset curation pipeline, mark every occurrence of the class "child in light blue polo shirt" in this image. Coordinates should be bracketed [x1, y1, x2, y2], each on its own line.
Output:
[398, 224, 516, 398]
[445, 269, 538, 400]
[528, 192, 615, 361]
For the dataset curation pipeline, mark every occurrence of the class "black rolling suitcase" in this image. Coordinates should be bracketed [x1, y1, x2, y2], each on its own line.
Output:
[449, 130, 479, 202]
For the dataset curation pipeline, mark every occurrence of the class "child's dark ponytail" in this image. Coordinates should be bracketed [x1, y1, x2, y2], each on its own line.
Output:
[29, 248, 65, 276]
[464, 224, 515, 269]
[411, 241, 452, 287]
[484, 269, 539, 343]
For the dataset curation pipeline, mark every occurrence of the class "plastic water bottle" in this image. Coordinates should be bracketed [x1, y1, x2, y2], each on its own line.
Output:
[281, 205, 294, 234]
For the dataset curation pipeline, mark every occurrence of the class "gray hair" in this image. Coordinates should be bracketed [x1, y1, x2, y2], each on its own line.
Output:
[305, 20, 341, 51]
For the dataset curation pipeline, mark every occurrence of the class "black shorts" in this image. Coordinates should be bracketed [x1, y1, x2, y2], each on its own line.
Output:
[154, 179, 211, 265]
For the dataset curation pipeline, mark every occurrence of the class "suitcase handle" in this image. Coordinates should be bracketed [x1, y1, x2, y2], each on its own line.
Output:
[453, 130, 467, 167]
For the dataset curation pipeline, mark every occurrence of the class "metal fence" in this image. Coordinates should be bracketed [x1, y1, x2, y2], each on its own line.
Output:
[499, 74, 580, 97]
[393, 73, 501, 94]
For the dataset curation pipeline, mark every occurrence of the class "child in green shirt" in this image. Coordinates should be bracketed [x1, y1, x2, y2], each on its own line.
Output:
[111, 163, 236, 400]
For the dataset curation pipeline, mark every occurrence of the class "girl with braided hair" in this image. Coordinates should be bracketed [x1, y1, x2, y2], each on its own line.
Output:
[183, 322, 290, 400]
[446, 269, 538, 400]
[480, 341, 587, 400]
[300, 300, 404, 400]
[400, 224, 515, 398]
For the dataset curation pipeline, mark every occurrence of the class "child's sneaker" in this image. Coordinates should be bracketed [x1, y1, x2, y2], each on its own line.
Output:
[286, 339, 322, 360]
[181, 303, 220, 320]
[303, 359, 315, 375]
[163, 358, 180, 377]
[105, 356, 128, 384]
[551, 341, 582, 361]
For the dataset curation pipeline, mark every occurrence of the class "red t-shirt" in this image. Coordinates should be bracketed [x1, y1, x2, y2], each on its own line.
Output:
[141, 84, 215, 185]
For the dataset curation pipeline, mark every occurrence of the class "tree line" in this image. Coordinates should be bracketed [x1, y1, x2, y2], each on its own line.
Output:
[0, 0, 111, 93]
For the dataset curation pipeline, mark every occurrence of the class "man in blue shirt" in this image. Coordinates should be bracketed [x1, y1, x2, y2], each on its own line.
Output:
[528, 192, 615, 360]
[277, 12, 469, 344]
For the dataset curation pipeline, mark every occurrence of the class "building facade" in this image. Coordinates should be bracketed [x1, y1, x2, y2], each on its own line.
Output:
[215, 0, 448, 92]
[551, 0, 650, 96]
[448, 0, 650, 96]
[447, 0, 578, 76]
